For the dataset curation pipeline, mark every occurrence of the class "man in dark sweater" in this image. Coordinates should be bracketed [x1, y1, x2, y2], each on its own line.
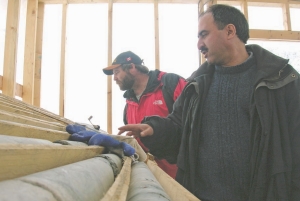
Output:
[118, 4, 300, 201]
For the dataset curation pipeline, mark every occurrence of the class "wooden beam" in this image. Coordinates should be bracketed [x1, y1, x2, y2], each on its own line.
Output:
[0, 119, 70, 142]
[107, 0, 113, 134]
[0, 93, 74, 124]
[59, 4, 67, 117]
[242, 0, 249, 21]
[0, 101, 53, 121]
[289, 1, 300, 8]
[250, 29, 300, 41]
[2, 0, 20, 98]
[15, 83, 23, 98]
[0, 76, 2, 90]
[0, 144, 104, 181]
[100, 157, 131, 201]
[23, 0, 39, 105]
[282, 2, 291, 31]
[0, 110, 65, 131]
[39, 0, 199, 4]
[154, 0, 160, 70]
[34, 2, 45, 107]
[0, 98, 66, 122]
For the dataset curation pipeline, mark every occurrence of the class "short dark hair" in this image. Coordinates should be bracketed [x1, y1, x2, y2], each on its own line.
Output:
[121, 64, 149, 74]
[199, 4, 249, 44]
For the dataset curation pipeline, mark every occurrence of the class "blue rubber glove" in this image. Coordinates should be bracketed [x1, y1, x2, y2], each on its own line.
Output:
[66, 124, 86, 134]
[120, 142, 136, 156]
[70, 130, 98, 142]
[88, 134, 135, 156]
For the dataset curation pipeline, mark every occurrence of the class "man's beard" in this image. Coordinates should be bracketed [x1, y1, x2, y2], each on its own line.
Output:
[118, 73, 134, 91]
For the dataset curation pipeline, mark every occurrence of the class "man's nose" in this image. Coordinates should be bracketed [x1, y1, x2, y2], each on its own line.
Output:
[197, 38, 203, 50]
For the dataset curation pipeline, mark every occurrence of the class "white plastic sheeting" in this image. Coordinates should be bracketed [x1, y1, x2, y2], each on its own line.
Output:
[0, 154, 122, 201]
[127, 162, 171, 201]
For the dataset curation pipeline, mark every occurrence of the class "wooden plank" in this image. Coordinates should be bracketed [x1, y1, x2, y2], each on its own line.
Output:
[15, 83, 23, 98]
[0, 144, 104, 181]
[39, 0, 199, 4]
[23, 0, 38, 105]
[33, 2, 45, 107]
[250, 29, 300, 41]
[0, 110, 65, 131]
[154, 0, 160, 70]
[0, 75, 3, 90]
[0, 94, 74, 124]
[2, 0, 20, 98]
[147, 160, 200, 201]
[59, 4, 67, 117]
[0, 120, 70, 142]
[0, 99, 65, 122]
[107, 0, 113, 134]
[100, 157, 131, 201]
[289, 1, 300, 8]
[242, 0, 249, 21]
[282, 2, 291, 31]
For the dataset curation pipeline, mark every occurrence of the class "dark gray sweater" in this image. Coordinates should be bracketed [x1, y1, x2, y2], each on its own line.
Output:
[196, 53, 257, 201]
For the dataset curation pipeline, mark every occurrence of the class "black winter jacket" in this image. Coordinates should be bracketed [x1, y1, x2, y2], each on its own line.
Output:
[141, 44, 300, 201]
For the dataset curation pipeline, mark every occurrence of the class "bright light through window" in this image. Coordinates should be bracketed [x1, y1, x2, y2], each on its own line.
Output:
[16, 0, 27, 85]
[290, 8, 300, 31]
[159, 4, 199, 79]
[40, 4, 62, 115]
[248, 6, 284, 30]
[112, 3, 155, 134]
[64, 4, 108, 131]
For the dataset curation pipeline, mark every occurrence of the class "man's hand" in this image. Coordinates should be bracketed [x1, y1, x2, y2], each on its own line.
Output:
[118, 124, 154, 138]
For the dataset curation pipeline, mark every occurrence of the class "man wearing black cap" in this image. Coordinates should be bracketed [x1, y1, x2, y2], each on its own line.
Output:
[103, 51, 187, 179]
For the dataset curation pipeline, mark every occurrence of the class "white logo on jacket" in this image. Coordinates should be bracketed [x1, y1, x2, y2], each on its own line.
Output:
[153, 100, 163, 105]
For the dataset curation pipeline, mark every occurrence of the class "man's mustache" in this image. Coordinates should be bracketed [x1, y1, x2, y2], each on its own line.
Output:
[199, 47, 208, 52]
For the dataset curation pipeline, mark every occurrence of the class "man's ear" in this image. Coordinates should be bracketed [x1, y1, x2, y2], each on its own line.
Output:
[128, 63, 137, 75]
[226, 24, 236, 39]
[130, 63, 135, 69]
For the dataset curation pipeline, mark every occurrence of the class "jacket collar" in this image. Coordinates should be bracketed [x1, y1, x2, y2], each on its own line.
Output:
[188, 44, 290, 83]
[123, 70, 162, 99]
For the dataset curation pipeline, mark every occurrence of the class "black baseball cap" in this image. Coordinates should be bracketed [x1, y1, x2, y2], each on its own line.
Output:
[103, 51, 143, 75]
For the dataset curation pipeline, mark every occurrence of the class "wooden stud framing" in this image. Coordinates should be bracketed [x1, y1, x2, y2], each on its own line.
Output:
[39, 0, 200, 3]
[154, 0, 160, 70]
[59, 4, 67, 116]
[107, 0, 113, 134]
[250, 29, 300, 40]
[242, 0, 249, 20]
[34, 2, 45, 107]
[2, 0, 20, 98]
[23, 0, 38, 104]
[282, 1, 291, 31]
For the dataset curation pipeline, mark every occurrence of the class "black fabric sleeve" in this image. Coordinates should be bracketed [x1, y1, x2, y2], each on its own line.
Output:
[123, 104, 128, 125]
[140, 91, 185, 163]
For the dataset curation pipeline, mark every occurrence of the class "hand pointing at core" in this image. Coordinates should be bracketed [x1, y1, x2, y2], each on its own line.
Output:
[118, 124, 154, 138]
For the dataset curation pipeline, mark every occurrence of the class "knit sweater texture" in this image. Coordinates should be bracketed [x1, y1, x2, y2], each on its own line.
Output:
[196, 53, 257, 201]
